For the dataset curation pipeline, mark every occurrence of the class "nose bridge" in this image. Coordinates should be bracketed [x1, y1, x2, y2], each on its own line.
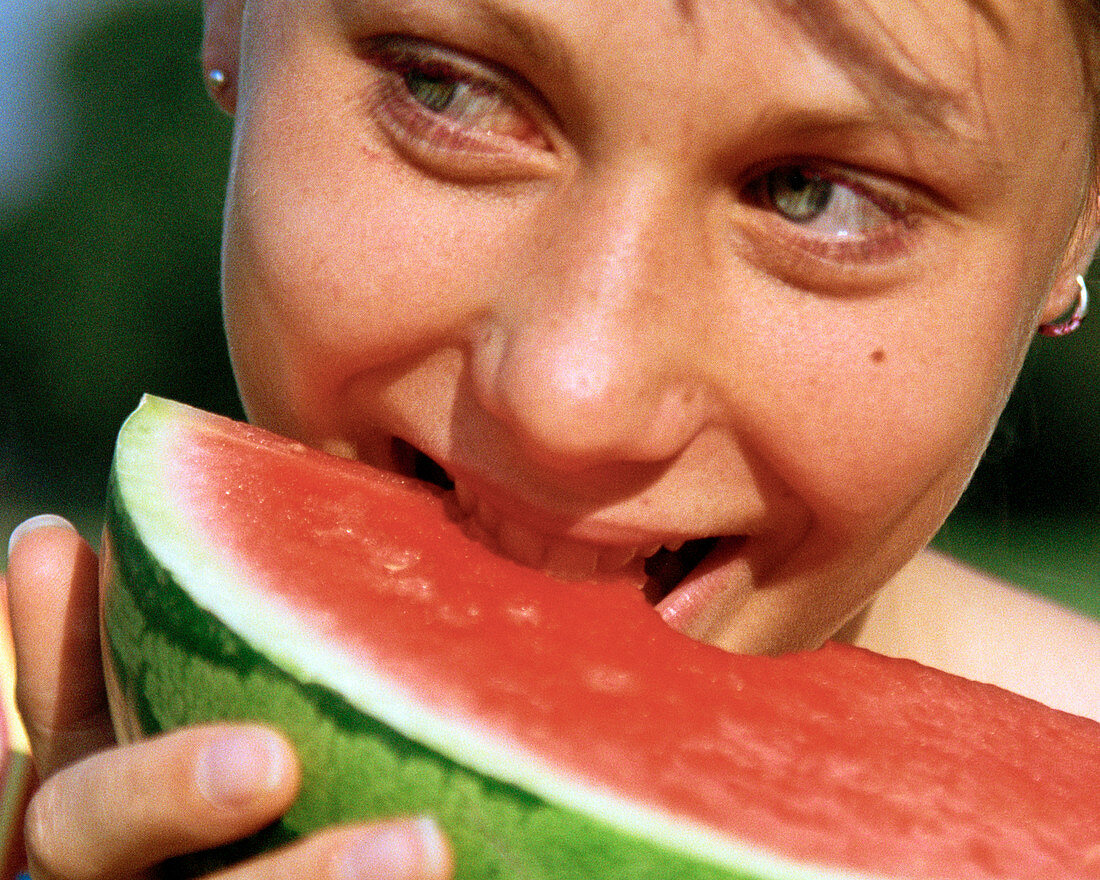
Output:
[576, 175, 669, 314]
[471, 169, 716, 469]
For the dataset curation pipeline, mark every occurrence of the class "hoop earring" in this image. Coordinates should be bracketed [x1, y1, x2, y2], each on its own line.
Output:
[1039, 275, 1089, 338]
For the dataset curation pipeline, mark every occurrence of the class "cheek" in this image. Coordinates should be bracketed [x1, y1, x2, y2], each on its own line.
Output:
[742, 288, 1029, 536]
[228, 157, 465, 359]
[221, 18, 530, 431]
[221, 116, 509, 431]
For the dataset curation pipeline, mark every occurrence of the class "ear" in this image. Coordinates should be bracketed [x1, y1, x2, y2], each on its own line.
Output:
[202, 0, 244, 115]
[1040, 177, 1100, 327]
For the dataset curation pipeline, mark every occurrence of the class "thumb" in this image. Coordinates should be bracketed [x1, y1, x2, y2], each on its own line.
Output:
[6, 516, 115, 779]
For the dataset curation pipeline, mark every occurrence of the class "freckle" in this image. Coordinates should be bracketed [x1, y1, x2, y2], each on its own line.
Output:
[870, 349, 886, 364]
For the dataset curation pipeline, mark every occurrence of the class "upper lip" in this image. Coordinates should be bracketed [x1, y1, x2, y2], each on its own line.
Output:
[449, 467, 700, 552]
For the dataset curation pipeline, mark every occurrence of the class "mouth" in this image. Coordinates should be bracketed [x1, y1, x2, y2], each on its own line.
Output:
[387, 438, 732, 609]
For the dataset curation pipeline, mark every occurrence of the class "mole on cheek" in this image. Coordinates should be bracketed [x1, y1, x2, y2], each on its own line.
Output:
[869, 349, 886, 364]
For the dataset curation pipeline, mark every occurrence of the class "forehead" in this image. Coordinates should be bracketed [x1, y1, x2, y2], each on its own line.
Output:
[258, 0, 1088, 158]
[316, 0, 1084, 104]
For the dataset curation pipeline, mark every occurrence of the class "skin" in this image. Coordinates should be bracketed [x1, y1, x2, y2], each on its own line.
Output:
[5, 0, 1100, 876]
[219, 0, 1097, 653]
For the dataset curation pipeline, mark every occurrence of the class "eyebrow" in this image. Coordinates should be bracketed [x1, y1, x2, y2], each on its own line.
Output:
[761, 0, 1016, 140]
[462, 0, 575, 79]
[780, 2, 961, 118]
[496, 0, 989, 131]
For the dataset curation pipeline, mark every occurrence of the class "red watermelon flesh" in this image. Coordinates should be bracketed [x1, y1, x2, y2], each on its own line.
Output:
[102, 397, 1100, 880]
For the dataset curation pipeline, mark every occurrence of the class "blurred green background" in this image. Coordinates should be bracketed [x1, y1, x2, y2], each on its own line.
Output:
[1, 2, 1098, 619]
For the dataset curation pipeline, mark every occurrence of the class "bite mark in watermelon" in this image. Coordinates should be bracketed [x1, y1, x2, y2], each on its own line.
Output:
[100, 396, 1100, 879]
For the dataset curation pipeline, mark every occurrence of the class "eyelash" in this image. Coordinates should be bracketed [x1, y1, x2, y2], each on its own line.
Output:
[735, 163, 921, 284]
[365, 37, 554, 176]
[365, 37, 921, 274]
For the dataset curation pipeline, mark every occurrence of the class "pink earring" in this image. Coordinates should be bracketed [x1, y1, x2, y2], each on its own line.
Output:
[1039, 275, 1089, 338]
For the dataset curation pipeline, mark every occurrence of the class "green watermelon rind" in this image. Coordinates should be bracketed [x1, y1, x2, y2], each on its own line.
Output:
[104, 490, 736, 880]
[101, 396, 877, 880]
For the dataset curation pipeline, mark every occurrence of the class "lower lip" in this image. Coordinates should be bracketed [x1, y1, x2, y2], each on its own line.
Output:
[655, 536, 749, 638]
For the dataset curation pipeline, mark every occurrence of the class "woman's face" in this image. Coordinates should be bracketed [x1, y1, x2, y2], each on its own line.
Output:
[215, 0, 1097, 653]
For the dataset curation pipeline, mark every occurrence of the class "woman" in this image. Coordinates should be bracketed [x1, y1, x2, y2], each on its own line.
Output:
[6, 0, 1100, 876]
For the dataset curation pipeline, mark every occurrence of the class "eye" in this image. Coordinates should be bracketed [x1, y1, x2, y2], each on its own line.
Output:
[398, 64, 533, 140]
[404, 69, 461, 113]
[365, 37, 554, 177]
[762, 166, 899, 239]
[737, 162, 925, 287]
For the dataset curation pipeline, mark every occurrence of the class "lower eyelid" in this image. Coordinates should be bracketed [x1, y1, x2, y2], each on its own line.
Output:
[376, 78, 550, 154]
[780, 207, 917, 258]
[730, 205, 923, 293]
[368, 71, 559, 182]
[373, 75, 484, 151]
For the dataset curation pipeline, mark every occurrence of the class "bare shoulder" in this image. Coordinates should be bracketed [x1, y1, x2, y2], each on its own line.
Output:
[847, 548, 1100, 721]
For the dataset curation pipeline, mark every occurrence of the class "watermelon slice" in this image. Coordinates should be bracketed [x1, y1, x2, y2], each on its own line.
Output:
[100, 396, 1100, 880]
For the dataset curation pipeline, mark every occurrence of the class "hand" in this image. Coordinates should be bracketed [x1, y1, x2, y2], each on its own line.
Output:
[6, 517, 452, 880]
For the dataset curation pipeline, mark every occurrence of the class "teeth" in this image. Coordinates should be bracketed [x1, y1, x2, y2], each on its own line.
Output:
[321, 439, 357, 461]
[598, 546, 639, 571]
[451, 479, 686, 582]
[543, 540, 600, 580]
[496, 519, 547, 569]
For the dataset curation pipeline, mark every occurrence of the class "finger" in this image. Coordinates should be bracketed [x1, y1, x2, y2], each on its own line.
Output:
[24, 724, 300, 880]
[205, 817, 452, 880]
[6, 516, 112, 778]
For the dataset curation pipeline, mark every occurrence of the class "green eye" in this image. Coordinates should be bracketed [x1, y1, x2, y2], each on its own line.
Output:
[404, 70, 459, 113]
[371, 37, 555, 167]
[767, 168, 833, 223]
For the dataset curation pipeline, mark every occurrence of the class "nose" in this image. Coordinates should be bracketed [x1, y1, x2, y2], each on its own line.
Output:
[469, 174, 721, 472]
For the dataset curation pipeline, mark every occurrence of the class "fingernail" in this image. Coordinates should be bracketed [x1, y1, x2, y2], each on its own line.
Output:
[7, 514, 77, 559]
[196, 729, 287, 806]
[333, 816, 451, 880]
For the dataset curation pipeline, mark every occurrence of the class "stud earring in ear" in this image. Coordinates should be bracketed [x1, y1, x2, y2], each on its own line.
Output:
[1039, 275, 1089, 338]
[206, 68, 229, 94]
